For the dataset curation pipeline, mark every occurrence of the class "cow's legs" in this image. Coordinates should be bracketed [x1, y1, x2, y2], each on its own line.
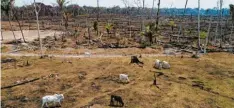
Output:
[45, 102, 49, 107]
[41, 102, 45, 108]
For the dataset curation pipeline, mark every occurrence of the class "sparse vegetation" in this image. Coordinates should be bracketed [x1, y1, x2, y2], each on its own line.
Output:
[1, 53, 234, 107]
[1, 0, 234, 108]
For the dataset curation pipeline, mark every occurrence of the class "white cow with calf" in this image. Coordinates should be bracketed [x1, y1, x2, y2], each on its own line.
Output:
[154, 59, 171, 69]
[41, 94, 64, 108]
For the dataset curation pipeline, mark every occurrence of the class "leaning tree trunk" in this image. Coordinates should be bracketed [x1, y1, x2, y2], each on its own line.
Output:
[155, 0, 161, 44]
[13, 11, 26, 43]
[204, 15, 213, 54]
[8, 14, 17, 44]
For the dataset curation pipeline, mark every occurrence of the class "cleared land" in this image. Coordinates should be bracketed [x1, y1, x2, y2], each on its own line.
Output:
[1, 30, 62, 42]
[1, 53, 234, 108]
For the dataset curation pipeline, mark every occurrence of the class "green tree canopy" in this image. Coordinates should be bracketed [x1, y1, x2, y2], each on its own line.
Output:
[1, 0, 12, 15]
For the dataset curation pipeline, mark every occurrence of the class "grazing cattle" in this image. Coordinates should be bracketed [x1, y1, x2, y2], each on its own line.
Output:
[84, 52, 91, 56]
[41, 94, 64, 108]
[119, 74, 129, 83]
[154, 59, 162, 69]
[110, 95, 124, 107]
[161, 61, 170, 69]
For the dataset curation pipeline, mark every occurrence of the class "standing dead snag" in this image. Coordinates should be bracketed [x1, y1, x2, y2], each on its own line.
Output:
[155, 0, 161, 43]
[130, 56, 144, 64]
[33, 0, 43, 57]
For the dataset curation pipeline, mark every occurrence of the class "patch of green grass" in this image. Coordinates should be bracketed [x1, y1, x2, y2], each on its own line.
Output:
[1, 46, 8, 52]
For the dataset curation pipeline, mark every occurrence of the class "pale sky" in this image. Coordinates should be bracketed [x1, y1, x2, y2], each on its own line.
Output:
[15, 0, 234, 9]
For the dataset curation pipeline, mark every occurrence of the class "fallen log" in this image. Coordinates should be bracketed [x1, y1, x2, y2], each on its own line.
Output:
[1, 78, 40, 89]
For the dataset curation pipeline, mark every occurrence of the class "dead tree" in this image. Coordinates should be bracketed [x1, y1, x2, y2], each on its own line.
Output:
[13, 9, 26, 43]
[1, 0, 17, 43]
[214, 1, 219, 45]
[122, 0, 132, 38]
[229, 4, 234, 42]
[197, 0, 201, 50]
[150, 0, 156, 19]
[33, 0, 43, 57]
[142, 0, 145, 31]
[204, 14, 213, 54]
[219, 0, 223, 48]
[178, 0, 188, 42]
[155, 0, 161, 43]
[96, 0, 100, 36]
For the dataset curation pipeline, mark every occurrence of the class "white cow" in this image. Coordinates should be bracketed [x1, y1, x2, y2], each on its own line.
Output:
[41, 94, 64, 108]
[162, 61, 171, 69]
[84, 52, 91, 55]
[119, 74, 130, 83]
[84, 52, 91, 57]
[154, 59, 162, 69]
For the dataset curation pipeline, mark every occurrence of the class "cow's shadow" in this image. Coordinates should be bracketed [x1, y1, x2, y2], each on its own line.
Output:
[109, 104, 124, 107]
[43, 105, 62, 108]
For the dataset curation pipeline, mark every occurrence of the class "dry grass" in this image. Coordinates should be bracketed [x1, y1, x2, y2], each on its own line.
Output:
[1, 53, 234, 108]
[20, 47, 163, 55]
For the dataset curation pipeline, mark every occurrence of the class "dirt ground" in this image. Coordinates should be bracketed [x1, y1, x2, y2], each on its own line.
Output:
[1, 30, 62, 42]
[1, 53, 234, 108]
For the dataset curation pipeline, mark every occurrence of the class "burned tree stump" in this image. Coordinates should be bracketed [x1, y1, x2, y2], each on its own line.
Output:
[130, 56, 144, 64]
[153, 73, 157, 86]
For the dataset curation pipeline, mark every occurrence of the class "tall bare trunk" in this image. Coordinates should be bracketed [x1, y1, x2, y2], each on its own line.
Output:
[204, 15, 212, 53]
[231, 23, 233, 42]
[13, 12, 26, 43]
[197, 0, 201, 50]
[178, 0, 188, 42]
[34, 0, 43, 56]
[141, 0, 145, 31]
[219, 0, 223, 48]
[96, 0, 99, 36]
[155, 0, 161, 44]
[8, 14, 17, 43]
[151, 0, 155, 19]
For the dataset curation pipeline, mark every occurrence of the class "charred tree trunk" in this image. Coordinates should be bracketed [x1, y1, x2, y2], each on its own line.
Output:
[219, 0, 223, 48]
[130, 56, 144, 64]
